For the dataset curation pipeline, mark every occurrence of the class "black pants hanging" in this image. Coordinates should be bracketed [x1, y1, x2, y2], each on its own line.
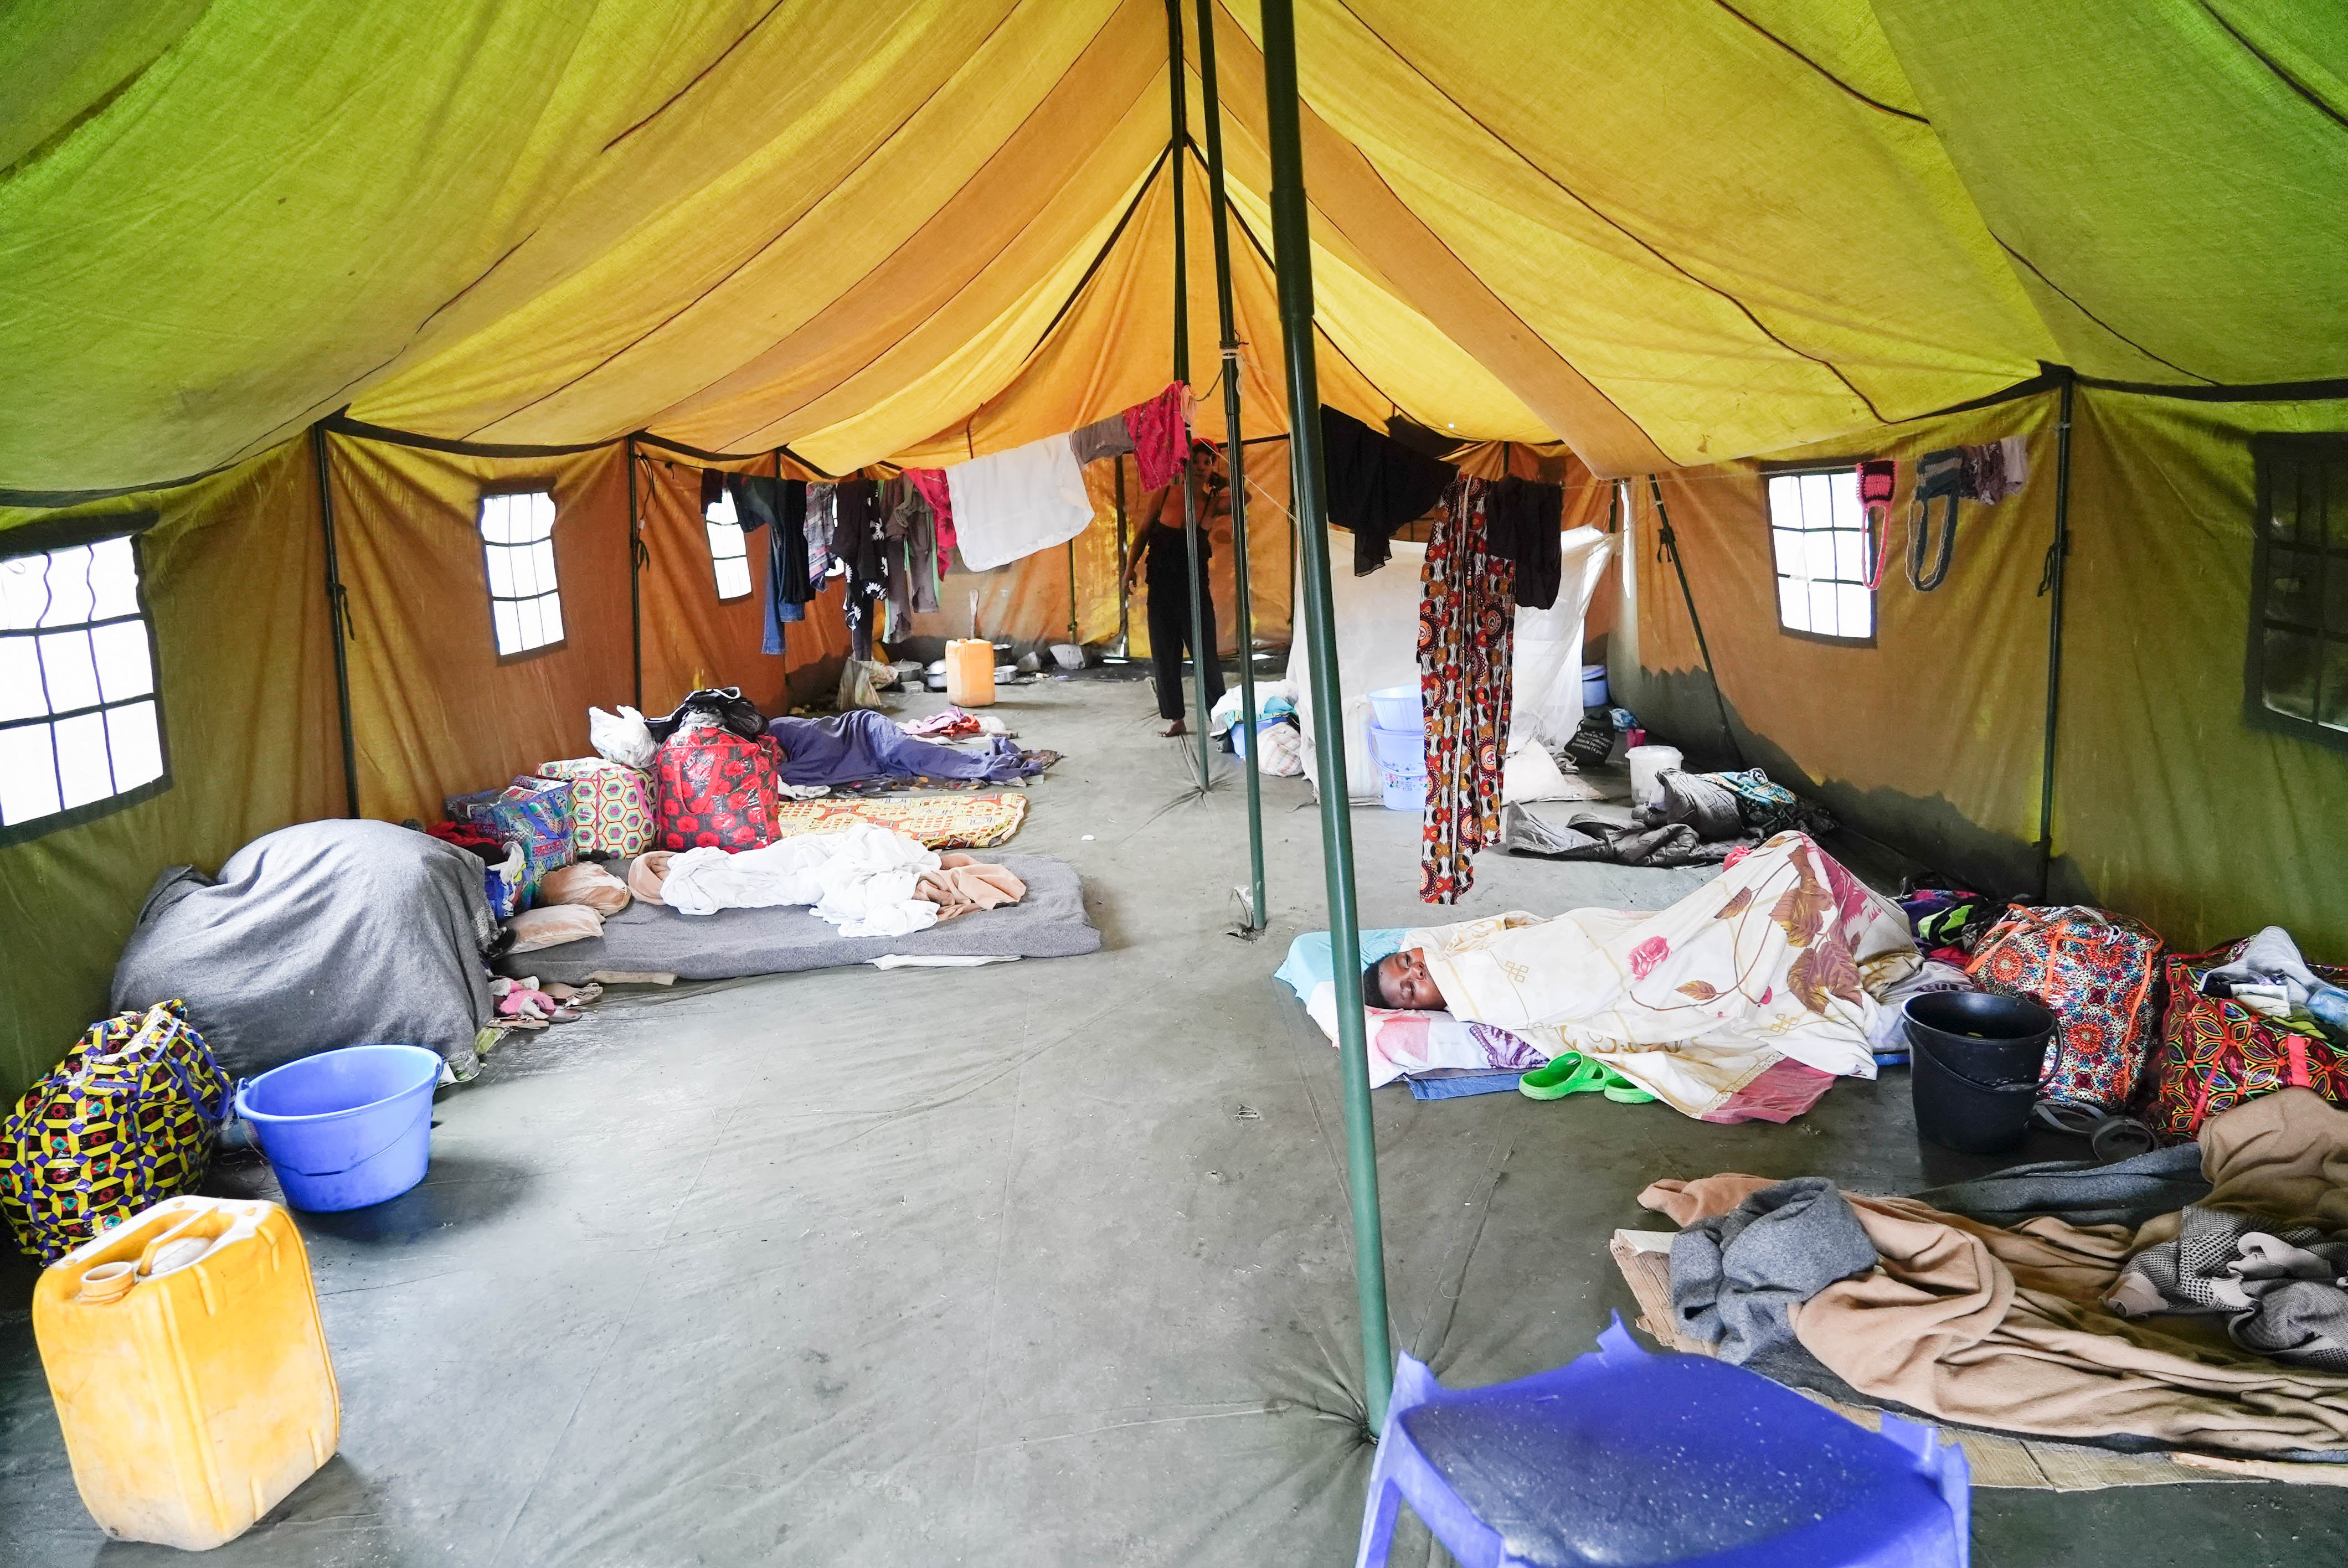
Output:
[1145, 529, 1224, 723]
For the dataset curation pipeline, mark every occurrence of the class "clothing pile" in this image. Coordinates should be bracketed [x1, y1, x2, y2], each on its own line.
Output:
[1500, 761, 1830, 871]
[1643, 1089, 2348, 1458]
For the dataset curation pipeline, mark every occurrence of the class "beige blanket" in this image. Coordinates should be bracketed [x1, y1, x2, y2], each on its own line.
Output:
[1642, 1090, 2348, 1455]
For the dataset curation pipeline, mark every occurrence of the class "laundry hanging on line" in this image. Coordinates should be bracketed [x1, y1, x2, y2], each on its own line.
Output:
[1322, 406, 1459, 577]
[945, 433, 1093, 574]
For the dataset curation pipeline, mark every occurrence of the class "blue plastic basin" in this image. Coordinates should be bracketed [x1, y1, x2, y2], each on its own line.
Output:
[235, 1045, 440, 1211]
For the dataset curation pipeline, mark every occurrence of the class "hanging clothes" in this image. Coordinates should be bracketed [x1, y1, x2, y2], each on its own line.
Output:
[905, 468, 955, 554]
[1484, 474, 1566, 610]
[1122, 383, 1190, 490]
[834, 478, 888, 660]
[1071, 412, 1136, 466]
[945, 434, 1091, 572]
[880, 477, 916, 643]
[1322, 406, 1458, 577]
[1419, 476, 1515, 904]
[805, 482, 838, 580]
[905, 483, 941, 613]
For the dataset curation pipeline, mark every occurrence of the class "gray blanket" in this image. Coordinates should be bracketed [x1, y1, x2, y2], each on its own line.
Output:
[111, 819, 497, 1081]
[1500, 803, 1743, 868]
[1911, 1143, 2211, 1231]
[502, 853, 1100, 984]
[1669, 1176, 1877, 1368]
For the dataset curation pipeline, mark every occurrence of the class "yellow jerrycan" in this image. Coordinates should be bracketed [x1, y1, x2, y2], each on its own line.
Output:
[32, 1195, 339, 1549]
[944, 638, 997, 707]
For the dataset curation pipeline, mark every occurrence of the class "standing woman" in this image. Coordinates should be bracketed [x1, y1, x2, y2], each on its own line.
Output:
[1125, 446, 1229, 736]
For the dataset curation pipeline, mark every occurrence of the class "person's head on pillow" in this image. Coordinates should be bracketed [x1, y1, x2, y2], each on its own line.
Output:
[1366, 948, 1446, 1012]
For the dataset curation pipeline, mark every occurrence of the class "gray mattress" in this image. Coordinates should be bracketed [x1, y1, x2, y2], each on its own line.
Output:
[498, 853, 1100, 983]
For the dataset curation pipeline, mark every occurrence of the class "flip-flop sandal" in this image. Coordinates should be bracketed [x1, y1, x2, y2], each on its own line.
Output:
[1519, 1054, 1611, 1100]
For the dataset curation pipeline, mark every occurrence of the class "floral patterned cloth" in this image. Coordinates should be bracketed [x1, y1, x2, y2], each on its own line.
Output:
[1418, 476, 1515, 902]
[1403, 833, 1918, 1118]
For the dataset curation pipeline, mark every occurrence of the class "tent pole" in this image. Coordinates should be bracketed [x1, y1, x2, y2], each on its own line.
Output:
[2035, 373, 2076, 901]
[1168, 0, 1215, 789]
[1260, 0, 1392, 1432]
[1115, 457, 1131, 655]
[1067, 538, 1080, 648]
[1646, 474, 1745, 769]
[626, 435, 643, 710]
[308, 423, 360, 819]
[1196, 0, 1265, 931]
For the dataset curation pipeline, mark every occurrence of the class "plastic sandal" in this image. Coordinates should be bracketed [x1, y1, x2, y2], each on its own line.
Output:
[1519, 1054, 1610, 1101]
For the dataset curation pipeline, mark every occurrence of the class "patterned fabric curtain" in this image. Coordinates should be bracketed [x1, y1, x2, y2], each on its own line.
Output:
[1418, 476, 1515, 902]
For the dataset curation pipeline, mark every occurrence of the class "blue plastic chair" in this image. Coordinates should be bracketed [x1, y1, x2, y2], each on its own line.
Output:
[1356, 1317, 1968, 1568]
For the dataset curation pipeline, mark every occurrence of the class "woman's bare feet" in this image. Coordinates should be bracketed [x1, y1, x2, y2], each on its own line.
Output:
[1160, 719, 1188, 737]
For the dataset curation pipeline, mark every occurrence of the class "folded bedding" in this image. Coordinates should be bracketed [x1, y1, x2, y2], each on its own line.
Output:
[500, 852, 1096, 984]
[1642, 1090, 2348, 1458]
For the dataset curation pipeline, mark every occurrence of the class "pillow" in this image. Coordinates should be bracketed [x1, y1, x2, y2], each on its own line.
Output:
[506, 904, 604, 952]
[538, 861, 631, 916]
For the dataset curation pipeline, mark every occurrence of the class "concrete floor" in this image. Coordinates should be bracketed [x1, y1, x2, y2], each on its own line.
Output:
[4, 674, 2346, 1565]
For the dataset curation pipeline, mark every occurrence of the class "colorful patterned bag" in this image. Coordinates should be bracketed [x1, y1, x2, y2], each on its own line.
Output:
[537, 757, 655, 857]
[446, 776, 576, 903]
[0, 1001, 231, 1263]
[2135, 942, 2348, 1143]
[653, 727, 786, 851]
[1965, 905, 2166, 1114]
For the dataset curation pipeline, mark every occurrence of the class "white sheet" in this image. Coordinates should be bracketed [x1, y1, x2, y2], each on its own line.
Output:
[662, 823, 941, 938]
[946, 432, 1092, 571]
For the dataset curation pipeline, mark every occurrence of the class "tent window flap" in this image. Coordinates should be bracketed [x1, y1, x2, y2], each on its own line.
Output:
[1764, 470, 1875, 646]
[479, 491, 565, 657]
[0, 533, 168, 843]
[704, 488, 752, 602]
[2249, 437, 2348, 751]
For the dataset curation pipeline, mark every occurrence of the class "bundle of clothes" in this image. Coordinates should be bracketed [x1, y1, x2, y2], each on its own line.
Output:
[1501, 740, 1837, 871]
[1647, 1088, 2348, 1458]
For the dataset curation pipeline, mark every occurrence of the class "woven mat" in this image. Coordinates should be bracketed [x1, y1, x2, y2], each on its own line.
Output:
[768, 792, 1028, 850]
[1606, 1231, 2298, 1491]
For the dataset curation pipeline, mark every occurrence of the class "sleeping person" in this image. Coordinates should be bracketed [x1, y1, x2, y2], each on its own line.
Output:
[1362, 833, 1918, 1118]
[766, 709, 1045, 788]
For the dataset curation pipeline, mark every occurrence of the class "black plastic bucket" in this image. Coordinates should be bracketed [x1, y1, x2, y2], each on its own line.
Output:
[1904, 992, 2056, 1154]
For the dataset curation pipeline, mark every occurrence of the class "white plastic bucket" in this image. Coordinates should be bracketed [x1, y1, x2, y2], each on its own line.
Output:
[1627, 744, 1682, 807]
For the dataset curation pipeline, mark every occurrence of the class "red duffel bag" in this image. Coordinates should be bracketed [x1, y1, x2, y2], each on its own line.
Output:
[652, 727, 785, 851]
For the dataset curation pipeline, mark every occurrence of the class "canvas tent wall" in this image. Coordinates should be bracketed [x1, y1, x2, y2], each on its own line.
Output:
[0, 436, 850, 1101]
[1619, 381, 2348, 960]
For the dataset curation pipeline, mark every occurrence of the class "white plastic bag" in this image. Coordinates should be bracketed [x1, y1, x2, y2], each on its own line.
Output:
[589, 705, 656, 769]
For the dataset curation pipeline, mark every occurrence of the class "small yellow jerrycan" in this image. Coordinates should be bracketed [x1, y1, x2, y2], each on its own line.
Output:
[32, 1196, 339, 1549]
[944, 638, 997, 707]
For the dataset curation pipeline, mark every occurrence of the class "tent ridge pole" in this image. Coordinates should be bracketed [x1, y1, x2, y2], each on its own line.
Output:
[1260, 0, 1393, 1432]
[308, 423, 361, 818]
[1197, 0, 1265, 930]
[1168, 0, 1215, 789]
[2035, 372, 2076, 901]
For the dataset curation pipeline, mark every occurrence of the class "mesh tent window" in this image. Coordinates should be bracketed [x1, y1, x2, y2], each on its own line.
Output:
[0, 527, 169, 844]
[478, 491, 565, 658]
[704, 487, 752, 601]
[2249, 436, 2348, 751]
[1764, 468, 1875, 645]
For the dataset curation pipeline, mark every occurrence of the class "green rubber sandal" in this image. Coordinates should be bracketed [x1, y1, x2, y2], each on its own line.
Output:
[1518, 1054, 1609, 1100]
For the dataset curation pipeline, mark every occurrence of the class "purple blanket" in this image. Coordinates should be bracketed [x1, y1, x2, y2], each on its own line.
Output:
[768, 710, 1038, 786]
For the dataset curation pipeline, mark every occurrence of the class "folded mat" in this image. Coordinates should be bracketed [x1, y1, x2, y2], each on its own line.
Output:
[501, 853, 1095, 983]
[769, 791, 1026, 849]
